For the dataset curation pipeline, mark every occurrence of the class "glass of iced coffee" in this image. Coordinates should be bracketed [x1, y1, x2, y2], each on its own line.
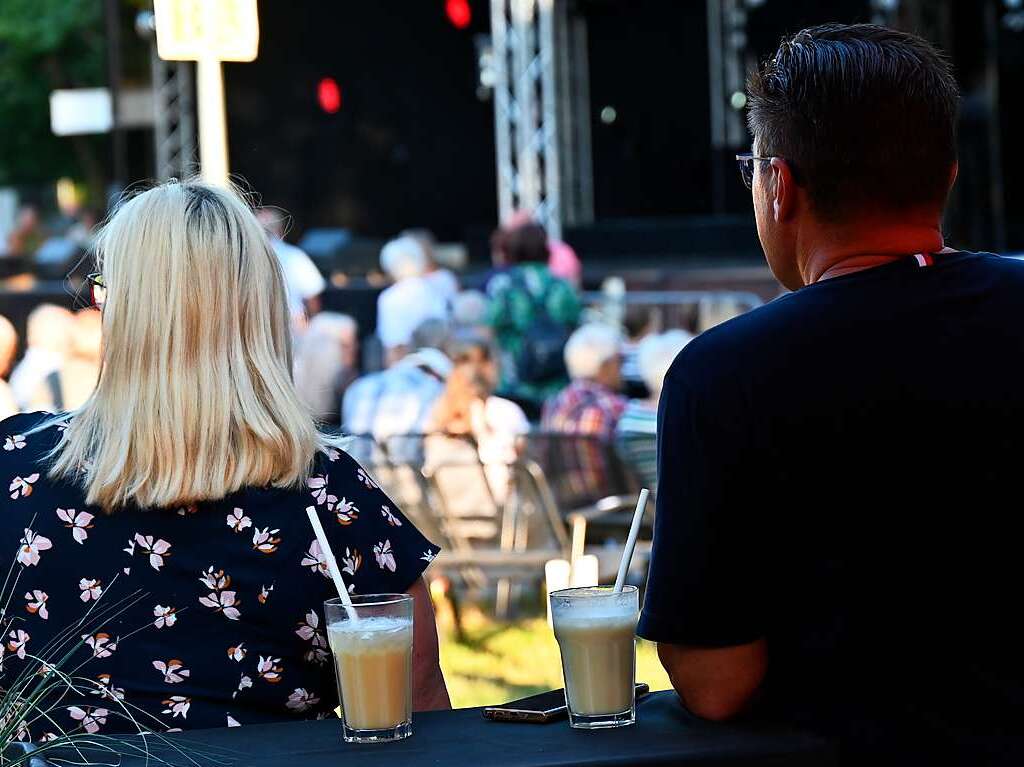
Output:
[324, 594, 414, 743]
[550, 585, 639, 729]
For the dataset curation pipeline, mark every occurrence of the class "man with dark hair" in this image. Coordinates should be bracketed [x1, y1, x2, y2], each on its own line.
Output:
[641, 24, 1024, 765]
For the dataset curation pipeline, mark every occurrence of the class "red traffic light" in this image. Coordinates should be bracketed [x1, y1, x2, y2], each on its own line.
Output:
[445, 0, 471, 29]
[317, 77, 341, 114]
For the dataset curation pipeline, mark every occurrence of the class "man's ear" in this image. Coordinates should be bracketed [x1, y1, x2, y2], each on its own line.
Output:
[769, 158, 798, 223]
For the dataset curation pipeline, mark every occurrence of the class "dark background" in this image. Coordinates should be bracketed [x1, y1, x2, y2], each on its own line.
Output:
[223, 0, 1024, 252]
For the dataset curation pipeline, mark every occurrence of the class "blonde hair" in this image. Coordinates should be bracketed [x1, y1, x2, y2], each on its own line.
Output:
[47, 179, 333, 511]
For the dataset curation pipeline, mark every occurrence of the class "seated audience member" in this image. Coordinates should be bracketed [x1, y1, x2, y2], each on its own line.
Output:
[8, 303, 74, 408]
[620, 304, 661, 393]
[256, 208, 326, 333]
[542, 323, 626, 440]
[342, 319, 452, 446]
[403, 228, 459, 306]
[5, 204, 45, 256]
[641, 24, 1024, 766]
[376, 235, 448, 364]
[0, 179, 449, 733]
[451, 290, 491, 336]
[615, 329, 693, 493]
[293, 312, 359, 426]
[0, 315, 17, 418]
[486, 222, 581, 409]
[426, 333, 530, 504]
[28, 308, 103, 411]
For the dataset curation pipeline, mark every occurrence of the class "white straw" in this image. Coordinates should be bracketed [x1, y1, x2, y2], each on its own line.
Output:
[305, 506, 358, 621]
[614, 488, 649, 593]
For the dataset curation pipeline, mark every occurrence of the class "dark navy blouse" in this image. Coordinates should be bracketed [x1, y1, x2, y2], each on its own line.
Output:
[0, 411, 439, 737]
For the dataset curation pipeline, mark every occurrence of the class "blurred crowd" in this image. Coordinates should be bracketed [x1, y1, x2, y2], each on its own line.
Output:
[0, 208, 699, 493]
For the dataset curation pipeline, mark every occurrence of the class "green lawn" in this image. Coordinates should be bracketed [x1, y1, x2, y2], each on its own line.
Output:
[438, 616, 672, 710]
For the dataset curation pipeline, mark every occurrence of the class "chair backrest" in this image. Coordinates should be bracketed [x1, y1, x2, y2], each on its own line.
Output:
[524, 431, 639, 512]
[423, 434, 505, 547]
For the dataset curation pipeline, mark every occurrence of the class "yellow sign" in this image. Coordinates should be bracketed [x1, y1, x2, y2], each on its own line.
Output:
[154, 0, 259, 62]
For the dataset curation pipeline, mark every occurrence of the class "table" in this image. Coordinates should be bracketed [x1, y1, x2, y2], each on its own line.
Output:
[89, 692, 835, 767]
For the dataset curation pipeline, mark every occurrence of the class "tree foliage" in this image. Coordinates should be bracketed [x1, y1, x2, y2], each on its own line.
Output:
[0, 0, 107, 191]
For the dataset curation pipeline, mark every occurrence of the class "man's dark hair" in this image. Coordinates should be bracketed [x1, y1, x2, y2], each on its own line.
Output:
[747, 24, 959, 219]
[502, 223, 549, 264]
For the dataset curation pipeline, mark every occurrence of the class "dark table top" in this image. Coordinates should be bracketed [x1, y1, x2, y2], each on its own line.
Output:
[76, 692, 835, 767]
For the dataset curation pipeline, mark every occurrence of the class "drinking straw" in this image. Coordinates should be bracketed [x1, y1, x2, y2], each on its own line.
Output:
[305, 506, 358, 621]
[613, 488, 650, 594]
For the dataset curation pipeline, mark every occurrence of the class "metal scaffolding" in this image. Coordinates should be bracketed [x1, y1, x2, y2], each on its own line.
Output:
[151, 51, 197, 181]
[490, 0, 593, 239]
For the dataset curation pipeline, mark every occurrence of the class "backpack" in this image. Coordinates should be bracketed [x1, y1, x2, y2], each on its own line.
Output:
[509, 271, 571, 383]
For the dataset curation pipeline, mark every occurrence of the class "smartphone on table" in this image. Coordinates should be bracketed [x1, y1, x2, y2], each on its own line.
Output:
[482, 683, 650, 723]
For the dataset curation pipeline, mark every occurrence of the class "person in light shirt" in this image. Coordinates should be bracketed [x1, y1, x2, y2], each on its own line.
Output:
[8, 303, 74, 409]
[0, 315, 17, 418]
[256, 208, 326, 332]
[376, 235, 448, 363]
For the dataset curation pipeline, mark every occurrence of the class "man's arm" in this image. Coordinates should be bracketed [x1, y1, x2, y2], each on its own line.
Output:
[408, 577, 452, 711]
[657, 639, 767, 721]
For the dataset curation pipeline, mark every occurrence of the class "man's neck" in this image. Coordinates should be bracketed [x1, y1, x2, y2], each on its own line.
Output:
[800, 217, 945, 285]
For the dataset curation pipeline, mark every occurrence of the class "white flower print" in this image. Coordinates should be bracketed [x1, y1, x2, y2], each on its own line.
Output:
[373, 539, 397, 572]
[380, 505, 402, 527]
[301, 540, 329, 578]
[153, 605, 177, 629]
[307, 474, 329, 505]
[341, 547, 362, 577]
[123, 539, 135, 556]
[3, 434, 26, 451]
[79, 578, 103, 603]
[323, 447, 340, 462]
[161, 696, 191, 719]
[153, 659, 190, 684]
[331, 497, 359, 525]
[257, 655, 283, 684]
[17, 529, 52, 567]
[92, 675, 125, 702]
[199, 566, 230, 591]
[286, 688, 320, 712]
[38, 733, 58, 742]
[226, 715, 241, 727]
[7, 629, 29, 659]
[251, 527, 281, 555]
[226, 508, 252, 533]
[24, 590, 48, 620]
[421, 549, 437, 563]
[176, 504, 199, 516]
[199, 589, 241, 620]
[356, 467, 378, 489]
[82, 633, 117, 659]
[232, 674, 253, 699]
[56, 508, 94, 544]
[133, 533, 172, 570]
[69, 706, 108, 734]
[228, 643, 247, 662]
[9, 473, 39, 499]
[295, 610, 320, 641]
[258, 584, 273, 604]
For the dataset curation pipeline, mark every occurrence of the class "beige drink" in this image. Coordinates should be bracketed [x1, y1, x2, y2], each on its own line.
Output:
[550, 585, 639, 729]
[324, 594, 414, 743]
[553, 613, 636, 715]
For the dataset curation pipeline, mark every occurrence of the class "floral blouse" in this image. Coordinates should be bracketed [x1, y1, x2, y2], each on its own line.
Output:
[0, 412, 440, 737]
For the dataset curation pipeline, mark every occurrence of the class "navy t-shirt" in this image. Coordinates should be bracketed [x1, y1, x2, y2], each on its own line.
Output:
[639, 251, 1024, 766]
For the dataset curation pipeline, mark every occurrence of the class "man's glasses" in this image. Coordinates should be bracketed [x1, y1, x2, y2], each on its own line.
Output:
[735, 152, 776, 190]
[86, 273, 106, 309]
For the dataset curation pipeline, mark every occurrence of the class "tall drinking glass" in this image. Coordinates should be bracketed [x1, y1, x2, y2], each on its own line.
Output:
[324, 594, 414, 743]
[550, 585, 639, 729]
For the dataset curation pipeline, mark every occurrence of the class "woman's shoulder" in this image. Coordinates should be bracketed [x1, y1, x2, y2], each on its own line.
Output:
[1, 411, 67, 450]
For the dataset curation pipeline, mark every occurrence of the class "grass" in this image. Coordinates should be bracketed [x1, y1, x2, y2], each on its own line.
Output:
[437, 611, 672, 709]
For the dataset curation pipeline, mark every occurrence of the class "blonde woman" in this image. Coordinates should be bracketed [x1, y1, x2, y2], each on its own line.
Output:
[0, 180, 449, 735]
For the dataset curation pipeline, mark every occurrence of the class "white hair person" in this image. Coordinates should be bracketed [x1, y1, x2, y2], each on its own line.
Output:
[44, 179, 337, 511]
[380, 235, 428, 282]
[637, 329, 694, 399]
[564, 323, 622, 381]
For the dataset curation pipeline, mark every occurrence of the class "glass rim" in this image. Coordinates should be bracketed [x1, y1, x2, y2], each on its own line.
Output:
[550, 585, 638, 599]
[325, 593, 411, 608]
